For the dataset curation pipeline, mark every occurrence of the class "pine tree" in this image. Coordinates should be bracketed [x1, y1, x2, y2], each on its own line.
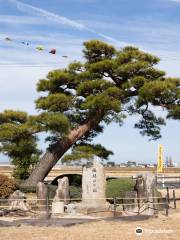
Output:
[0, 110, 41, 179]
[0, 40, 179, 186]
[62, 143, 113, 164]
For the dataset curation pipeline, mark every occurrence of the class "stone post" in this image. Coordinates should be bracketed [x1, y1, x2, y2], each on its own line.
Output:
[36, 182, 48, 213]
[135, 173, 157, 216]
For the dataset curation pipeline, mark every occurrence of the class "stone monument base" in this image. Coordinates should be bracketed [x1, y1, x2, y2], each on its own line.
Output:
[123, 191, 139, 213]
[75, 201, 110, 214]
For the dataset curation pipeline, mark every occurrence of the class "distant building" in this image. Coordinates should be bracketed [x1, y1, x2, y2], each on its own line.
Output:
[126, 161, 136, 167]
[169, 156, 174, 167]
[165, 156, 174, 167]
[106, 161, 115, 167]
[119, 163, 127, 167]
[137, 163, 146, 168]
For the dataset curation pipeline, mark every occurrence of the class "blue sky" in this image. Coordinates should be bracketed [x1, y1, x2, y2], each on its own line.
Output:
[0, 0, 180, 164]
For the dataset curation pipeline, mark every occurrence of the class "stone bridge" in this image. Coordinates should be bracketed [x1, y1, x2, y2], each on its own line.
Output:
[0, 165, 180, 182]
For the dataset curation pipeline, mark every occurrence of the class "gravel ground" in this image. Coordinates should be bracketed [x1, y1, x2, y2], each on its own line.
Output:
[0, 212, 180, 240]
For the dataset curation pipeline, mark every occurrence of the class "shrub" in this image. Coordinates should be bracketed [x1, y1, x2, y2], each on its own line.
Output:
[47, 185, 82, 200]
[67, 178, 135, 200]
[70, 185, 82, 199]
[0, 174, 17, 198]
[19, 185, 36, 193]
[106, 178, 135, 199]
[47, 184, 57, 200]
[52, 174, 82, 186]
[19, 184, 57, 197]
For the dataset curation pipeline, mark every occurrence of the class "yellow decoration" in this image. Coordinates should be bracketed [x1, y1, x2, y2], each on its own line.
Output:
[157, 144, 163, 173]
[36, 45, 44, 51]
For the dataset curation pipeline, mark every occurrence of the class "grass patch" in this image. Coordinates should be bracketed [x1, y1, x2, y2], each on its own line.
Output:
[106, 178, 135, 199]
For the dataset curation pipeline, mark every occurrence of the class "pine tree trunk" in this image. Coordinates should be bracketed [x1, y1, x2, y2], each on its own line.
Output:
[23, 120, 97, 187]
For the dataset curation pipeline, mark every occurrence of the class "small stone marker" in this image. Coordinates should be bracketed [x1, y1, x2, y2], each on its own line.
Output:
[67, 203, 76, 215]
[36, 182, 48, 212]
[9, 190, 29, 211]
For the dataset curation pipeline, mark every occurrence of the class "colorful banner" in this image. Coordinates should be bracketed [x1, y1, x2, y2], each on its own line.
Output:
[157, 144, 163, 173]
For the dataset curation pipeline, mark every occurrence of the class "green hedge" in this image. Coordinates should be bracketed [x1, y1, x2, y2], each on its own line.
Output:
[70, 186, 82, 199]
[106, 178, 135, 198]
[19, 185, 37, 193]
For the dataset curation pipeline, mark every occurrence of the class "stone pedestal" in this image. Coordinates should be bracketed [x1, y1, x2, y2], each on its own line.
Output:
[123, 191, 138, 213]
[67, 203, 76, 215]
[52, 201, 64, 214]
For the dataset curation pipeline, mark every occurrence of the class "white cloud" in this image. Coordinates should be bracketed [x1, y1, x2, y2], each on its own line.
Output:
[0, 67, 44, 113]
[96, 33, 129, 47]
[7, 0, 126, 47]
[8, 0, 86, 30]
[82, 18, 180, 47]
[0, 15, 48, 25]
[167, 0, 180, 2]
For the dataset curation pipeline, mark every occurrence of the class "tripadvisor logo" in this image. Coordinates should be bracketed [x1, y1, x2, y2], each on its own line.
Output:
[135, 227, 143, 236]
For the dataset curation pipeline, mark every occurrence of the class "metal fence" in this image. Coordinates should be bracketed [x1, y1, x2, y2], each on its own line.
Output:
[0, 195, 174, 219]
[156, 175, 180, 188]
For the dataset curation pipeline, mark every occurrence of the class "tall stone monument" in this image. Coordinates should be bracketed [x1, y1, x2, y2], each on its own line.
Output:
[81, 158, 107, 210]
